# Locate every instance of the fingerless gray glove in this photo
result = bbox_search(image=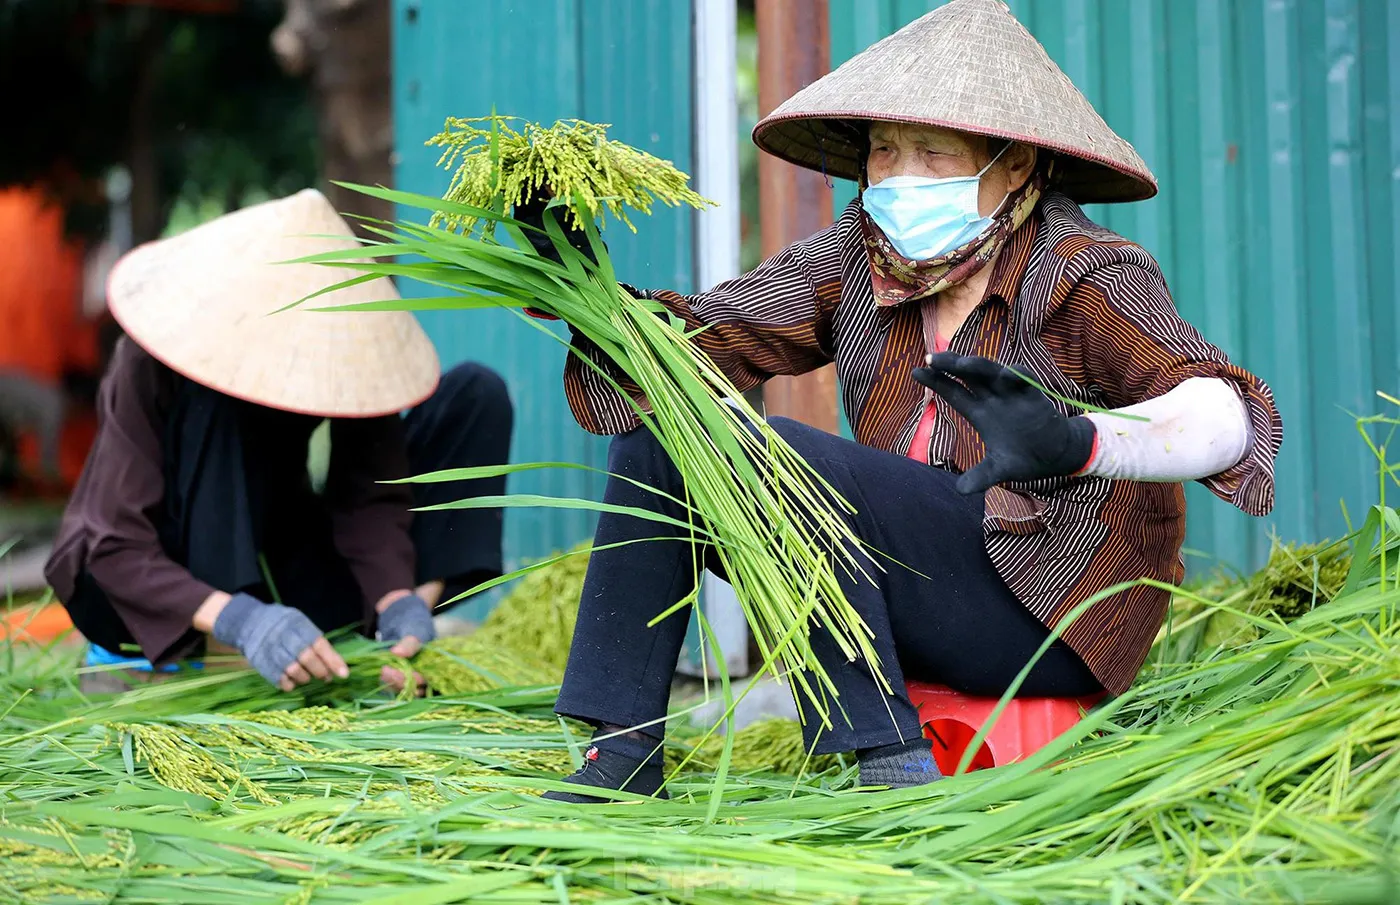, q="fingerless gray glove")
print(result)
[376,594,436,645]
[212,593,323,686]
